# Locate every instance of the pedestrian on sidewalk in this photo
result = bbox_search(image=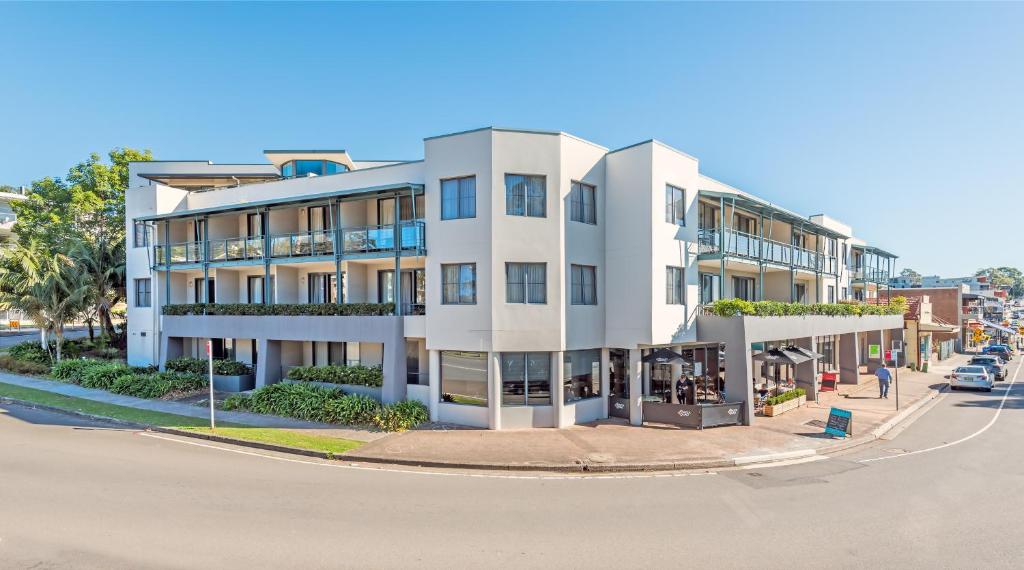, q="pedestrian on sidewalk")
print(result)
[876,365,892,399]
